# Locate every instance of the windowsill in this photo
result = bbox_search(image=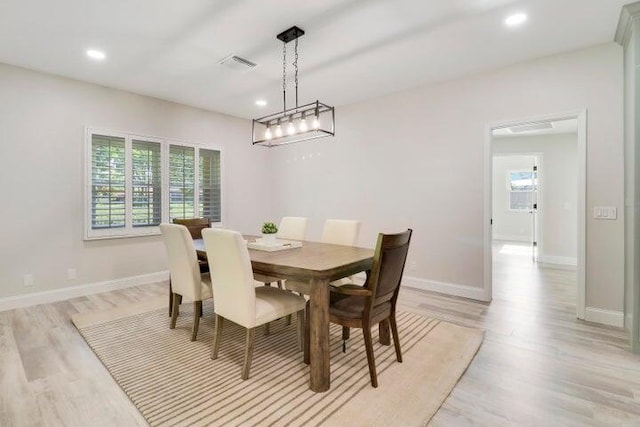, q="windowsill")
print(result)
[84,222,223,241]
